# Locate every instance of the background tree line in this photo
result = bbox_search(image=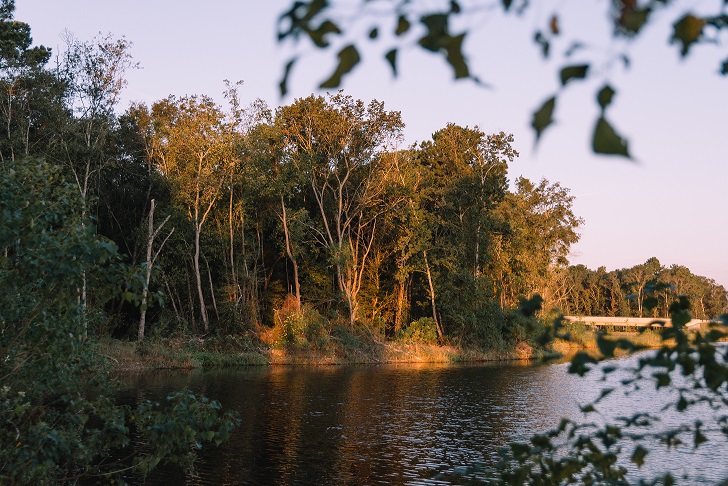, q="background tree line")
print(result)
[555,257,727,319]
